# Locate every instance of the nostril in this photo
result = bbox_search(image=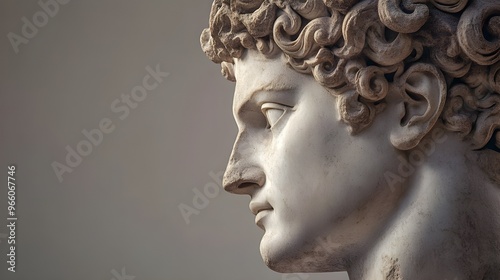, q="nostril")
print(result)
[230,181,259,195]
[223,166,266,194]
[223,179,260,195]
[238,182,256,189]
